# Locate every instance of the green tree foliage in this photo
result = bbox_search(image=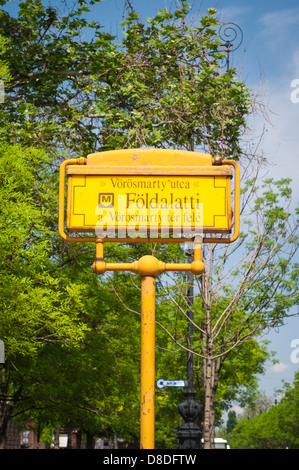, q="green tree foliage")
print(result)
[0,33,10,85]
[0,32,11,138]
[154,174,298,448]
[0,0,118,155]
[96,4,251,157]
[0,144,89,352]
[0,0,251,158]
[0,143,89,446]
[226,410,237,434]
[229,372,299,449]
[0,143,145,447]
